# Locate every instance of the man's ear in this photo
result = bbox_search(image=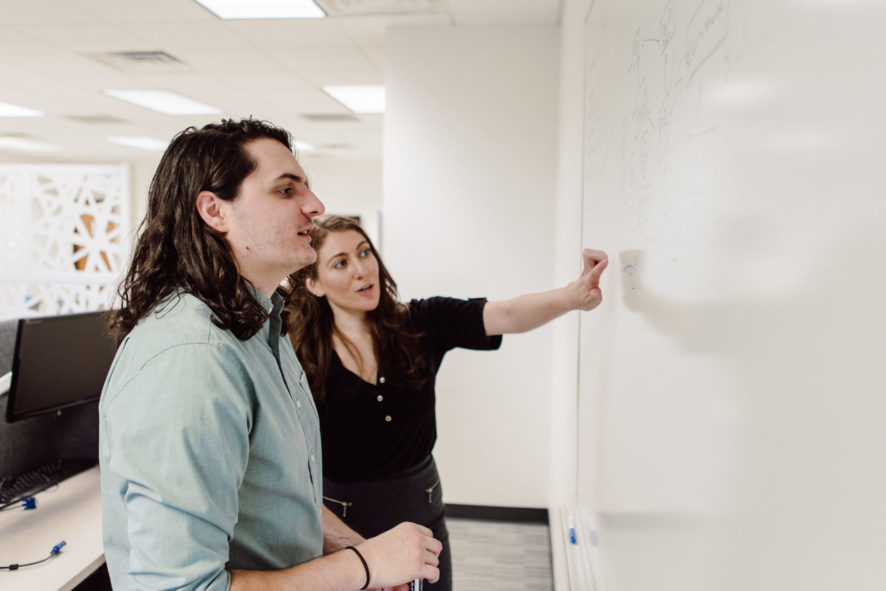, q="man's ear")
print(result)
[195,190,229,233]
[305,277,325,297]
